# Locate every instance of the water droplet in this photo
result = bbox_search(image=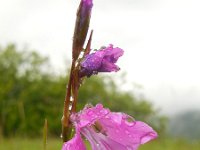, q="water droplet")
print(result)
[87,110,93,115]
[96,143,100,147]
[85,103,93,109]
[66,144,71,149]
[125,130,129,134]
[60,134,63,138]
[100,110,104,113]
[96,111,101,115]
[126,145,132,150]
[68,104,72,110]
[126,122,136,127]
[126,115,135,122]
[70,96,73,102]
[80,51,84,56]
[105,116,110,119]
[96,104,103,109]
